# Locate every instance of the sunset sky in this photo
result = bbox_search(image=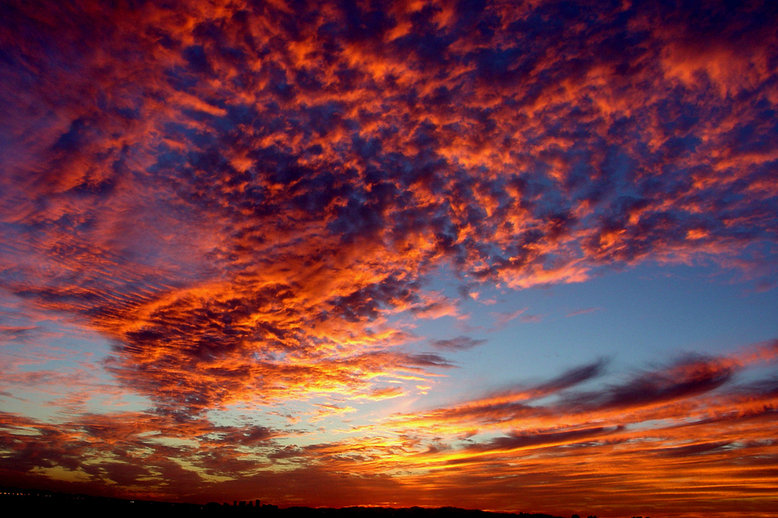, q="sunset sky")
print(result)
[1,1,777,517]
